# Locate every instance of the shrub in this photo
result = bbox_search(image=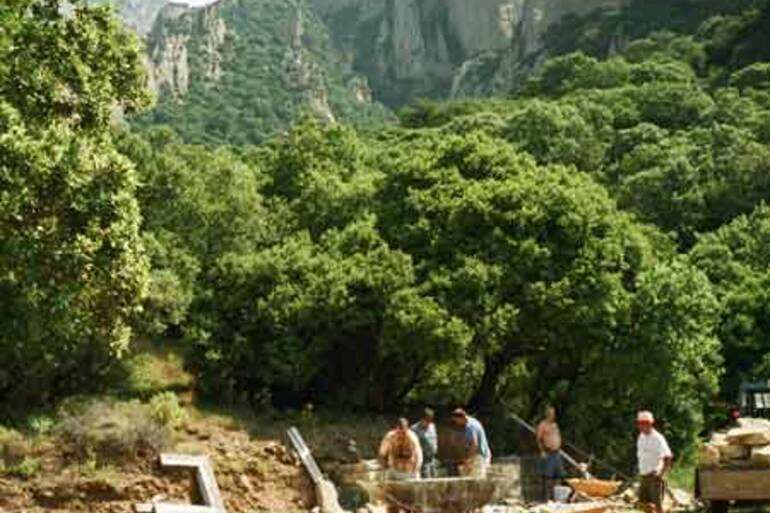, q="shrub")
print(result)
[0,426,30,468]
[120,346,193,398]
[7,457,41,479]
[0,0,150,415]
[148,392,188,429]
[27,414,55,437]
[57,399,173,463]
